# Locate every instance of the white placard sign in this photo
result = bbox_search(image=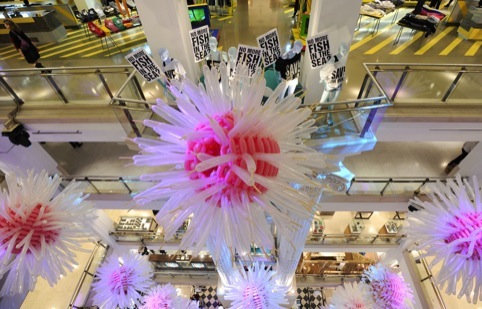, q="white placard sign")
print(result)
[306,33,332,69]
[189,25,211,63]
[125,49,163,83]
[257,28,281,67]
[235,44,263,77]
